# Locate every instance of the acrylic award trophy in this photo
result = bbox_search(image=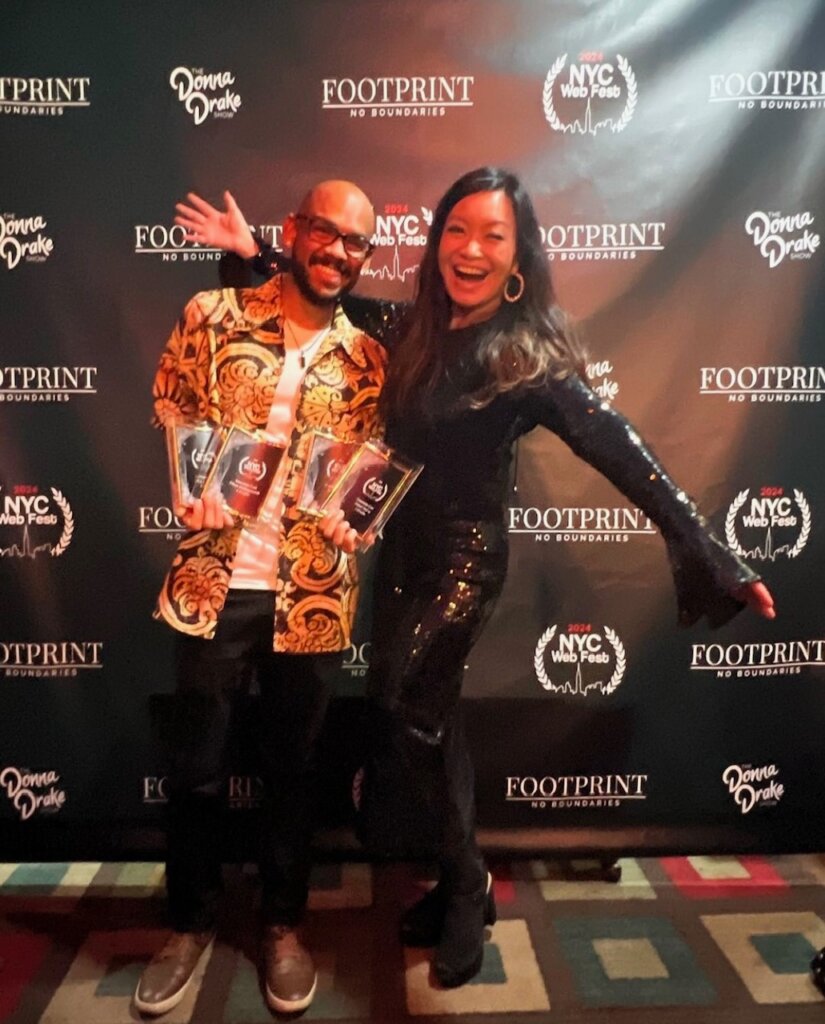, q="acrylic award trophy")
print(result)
[166,420,224,508]
[296,430,360,515]
[202,426,288,520]
[321,440,422,546]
